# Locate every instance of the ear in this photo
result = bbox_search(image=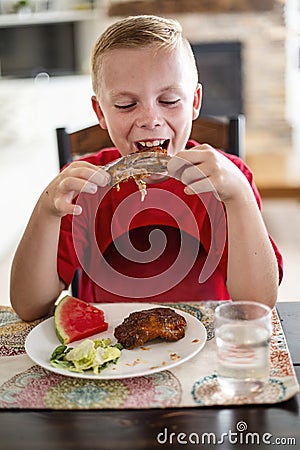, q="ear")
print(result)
[91,96,108,129]
[192,83,202,120]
